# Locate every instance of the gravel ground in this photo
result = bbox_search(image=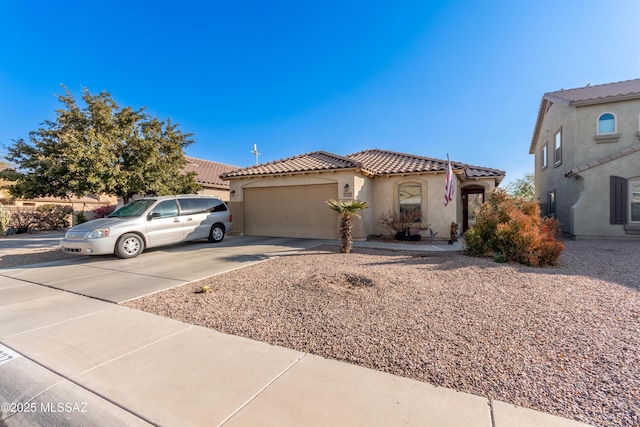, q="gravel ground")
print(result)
[123,239,640,427]
[5,238,637,426]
